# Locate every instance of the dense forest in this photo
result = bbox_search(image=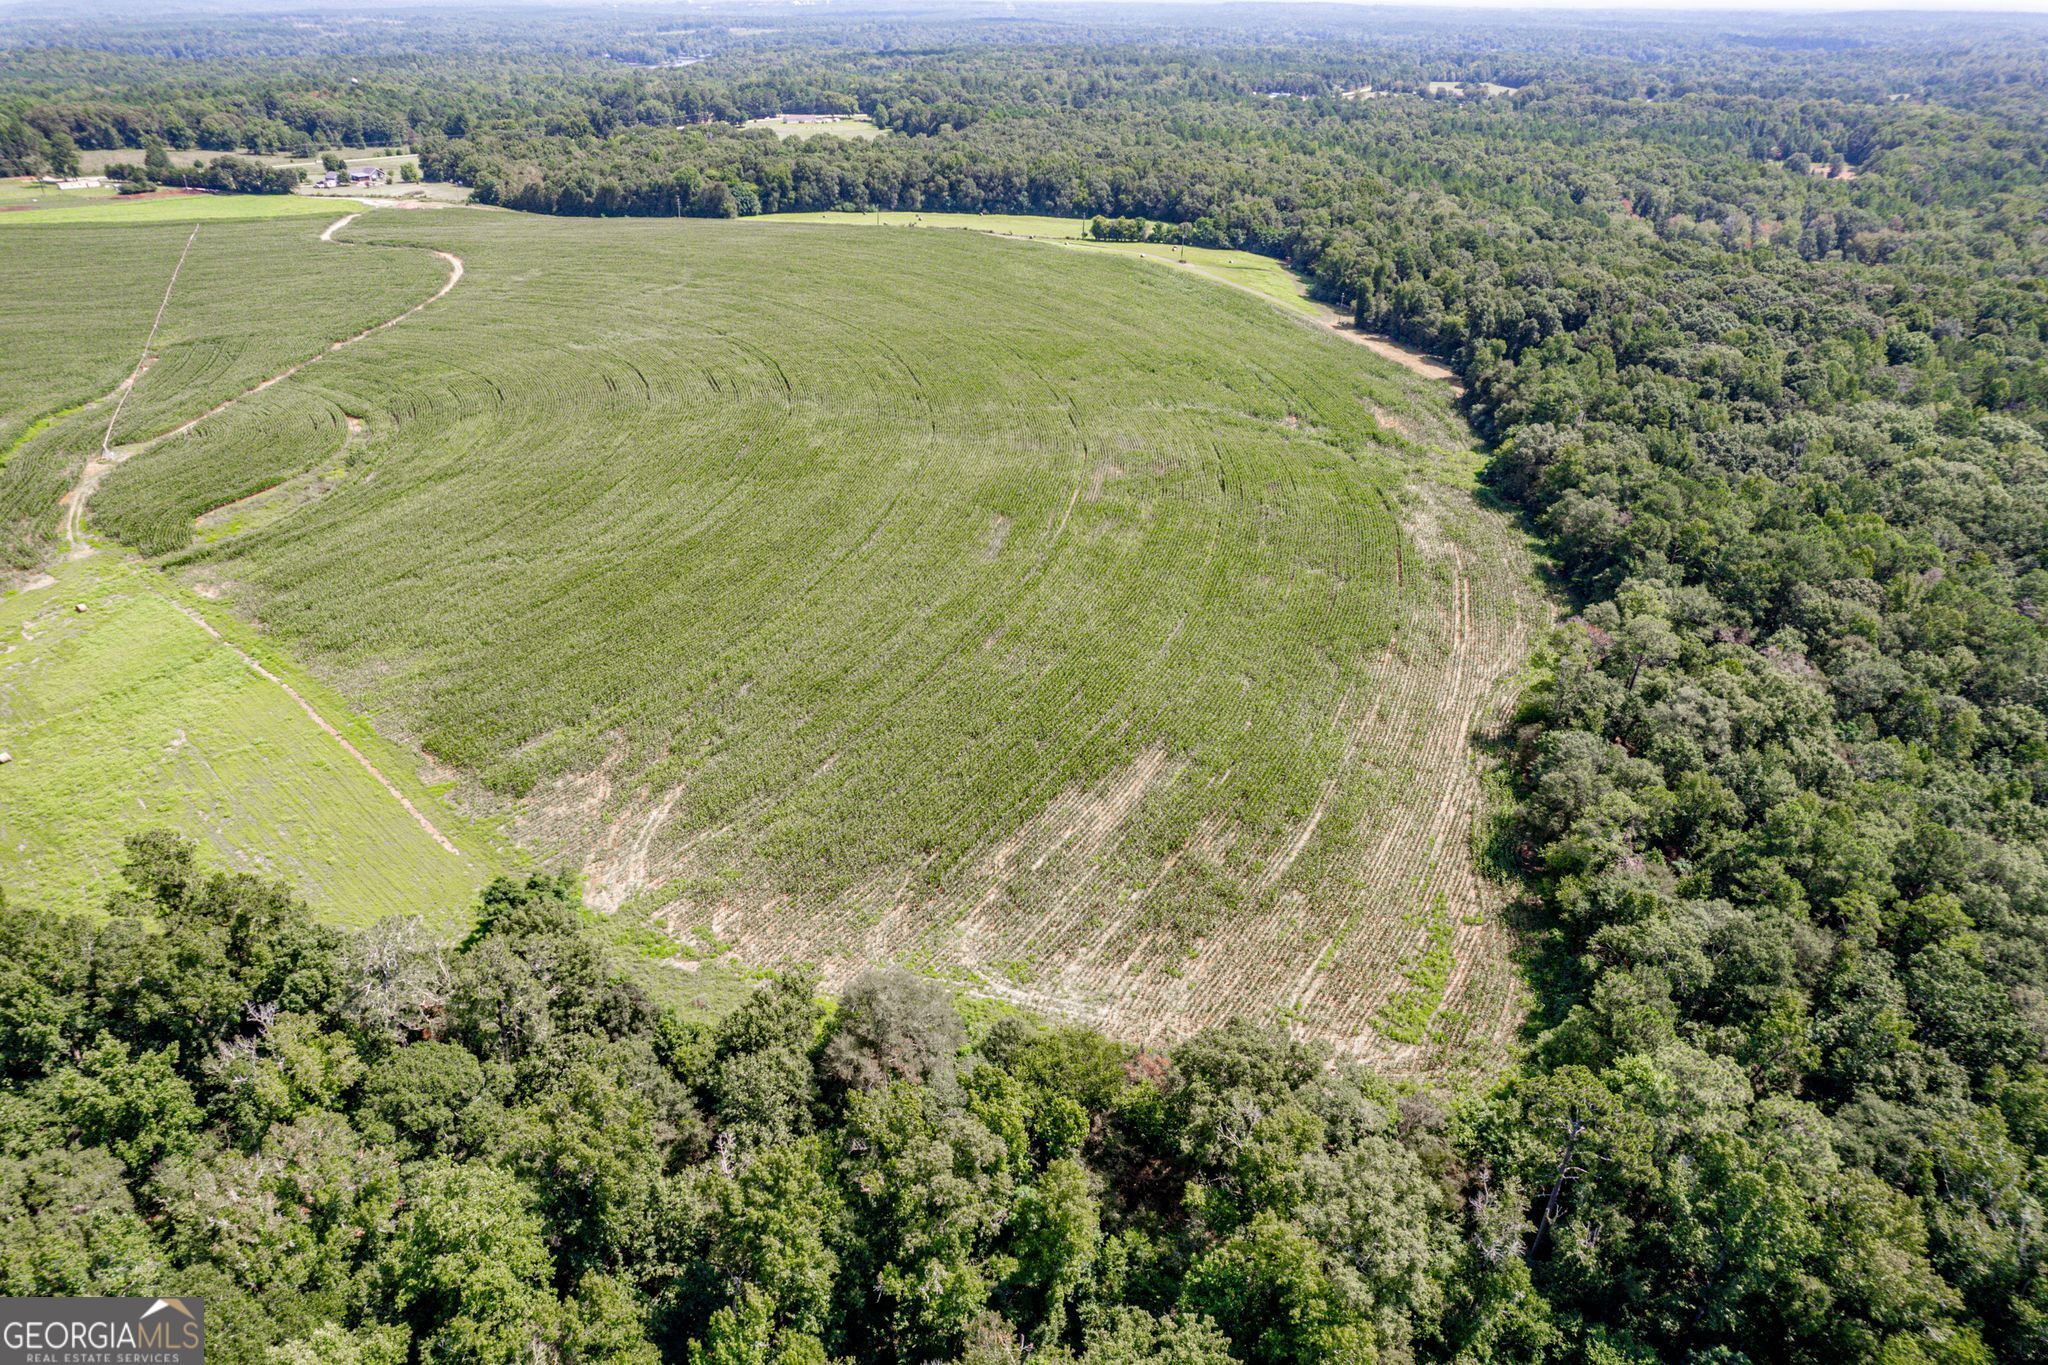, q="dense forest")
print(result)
[7,4,2048,1362]
[5,833,2000,1365]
